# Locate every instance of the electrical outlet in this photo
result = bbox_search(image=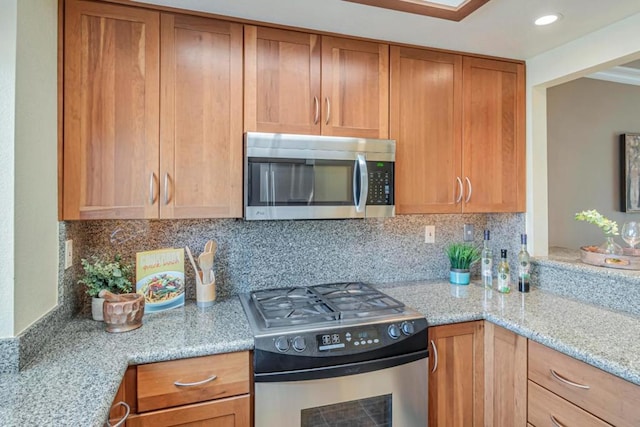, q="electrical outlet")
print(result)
[64,240,73,270]
[424,225,435,244]
[463,224,474,242]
